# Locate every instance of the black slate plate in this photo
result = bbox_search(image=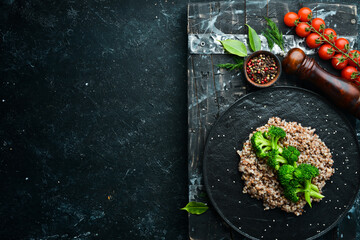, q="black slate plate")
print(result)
[203,86,360,240]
